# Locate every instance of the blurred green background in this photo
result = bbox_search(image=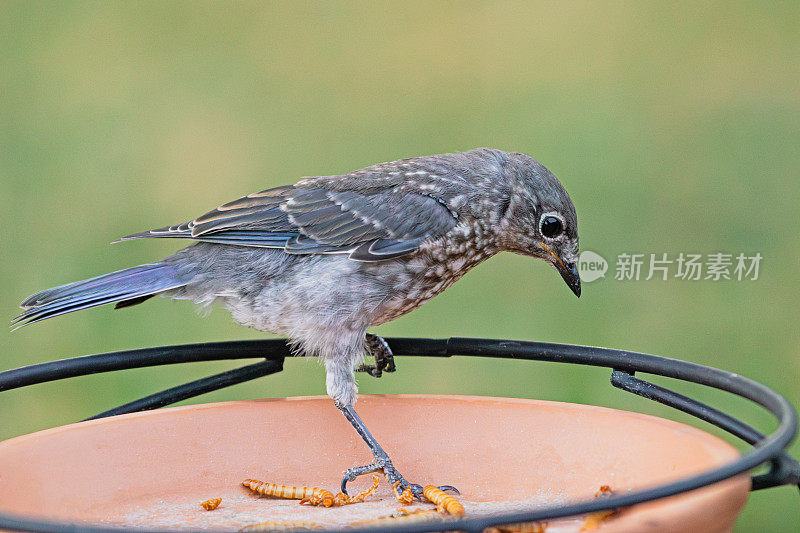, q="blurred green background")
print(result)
[2,1,798,530]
